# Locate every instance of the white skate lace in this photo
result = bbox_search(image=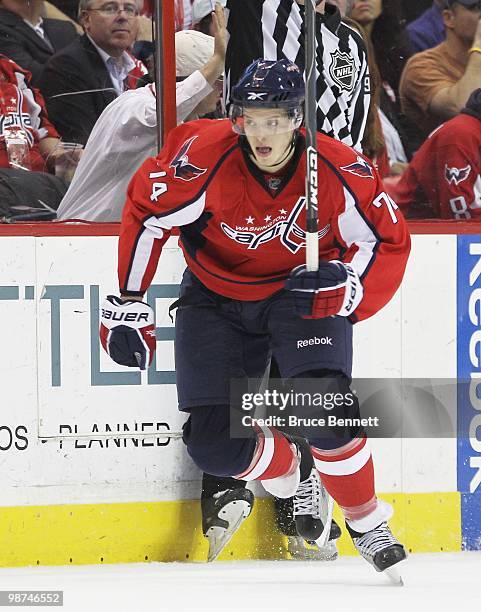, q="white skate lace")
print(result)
[293,469,323,518]
[353,523,399,560]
